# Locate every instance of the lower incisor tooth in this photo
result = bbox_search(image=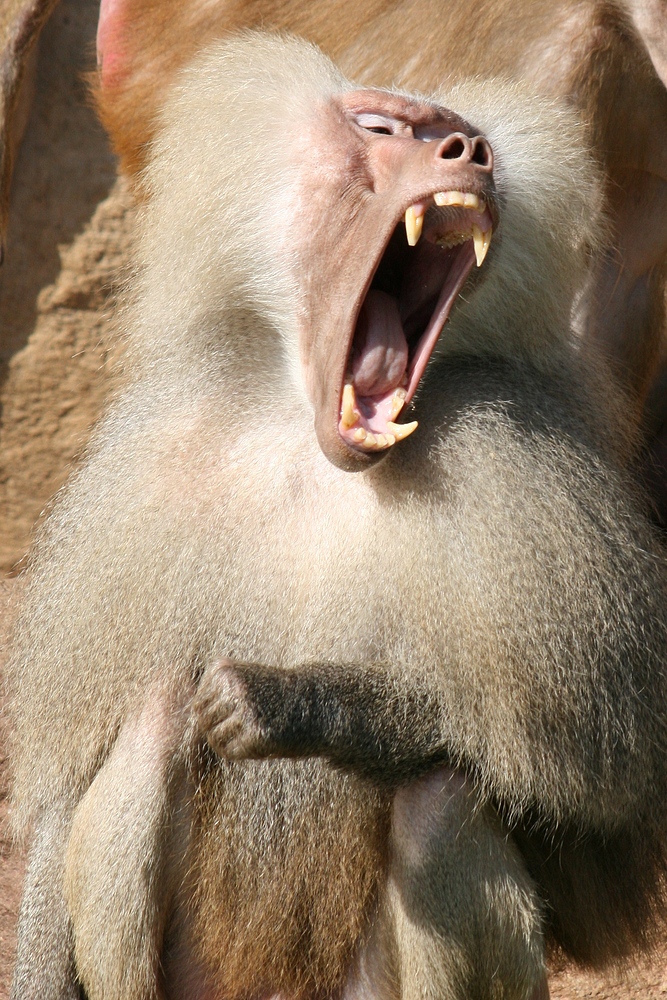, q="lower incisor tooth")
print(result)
[387,420,418,442]
[353,428,367,442]
[363,432,377,448]
[375,434,387,448]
